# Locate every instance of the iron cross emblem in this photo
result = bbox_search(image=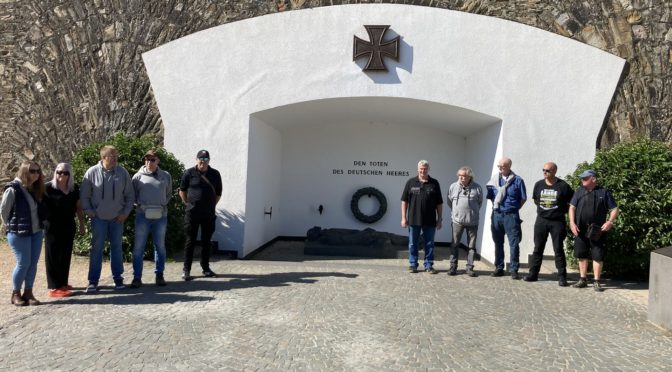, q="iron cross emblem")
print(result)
[353,25,400,72]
